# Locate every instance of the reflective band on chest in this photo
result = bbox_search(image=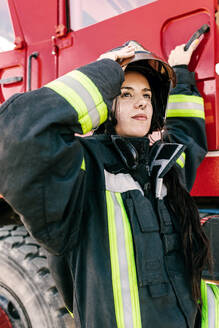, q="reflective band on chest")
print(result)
[106,190,142,328]
[104,170,143,194]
